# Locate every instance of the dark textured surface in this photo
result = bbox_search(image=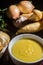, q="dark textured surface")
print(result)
[0,0,43,65]
[0,0,43,10]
